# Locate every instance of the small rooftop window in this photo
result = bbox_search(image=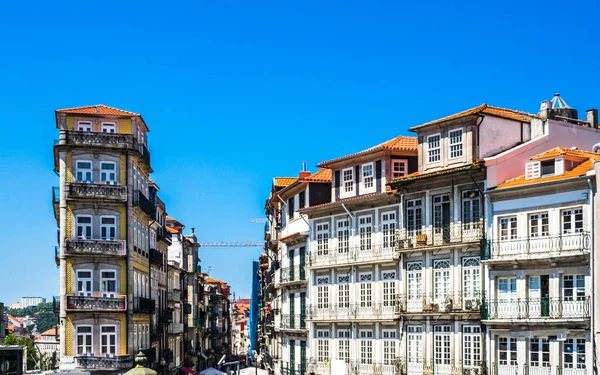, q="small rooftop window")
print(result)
[541,160,555,177]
